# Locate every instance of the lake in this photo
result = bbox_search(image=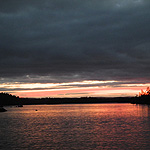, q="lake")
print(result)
[0,104,150,150]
